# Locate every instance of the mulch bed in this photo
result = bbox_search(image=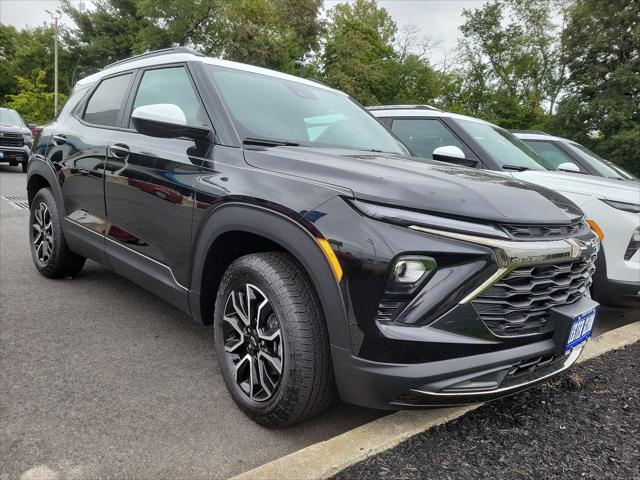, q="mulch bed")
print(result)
[334,342,639,480]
